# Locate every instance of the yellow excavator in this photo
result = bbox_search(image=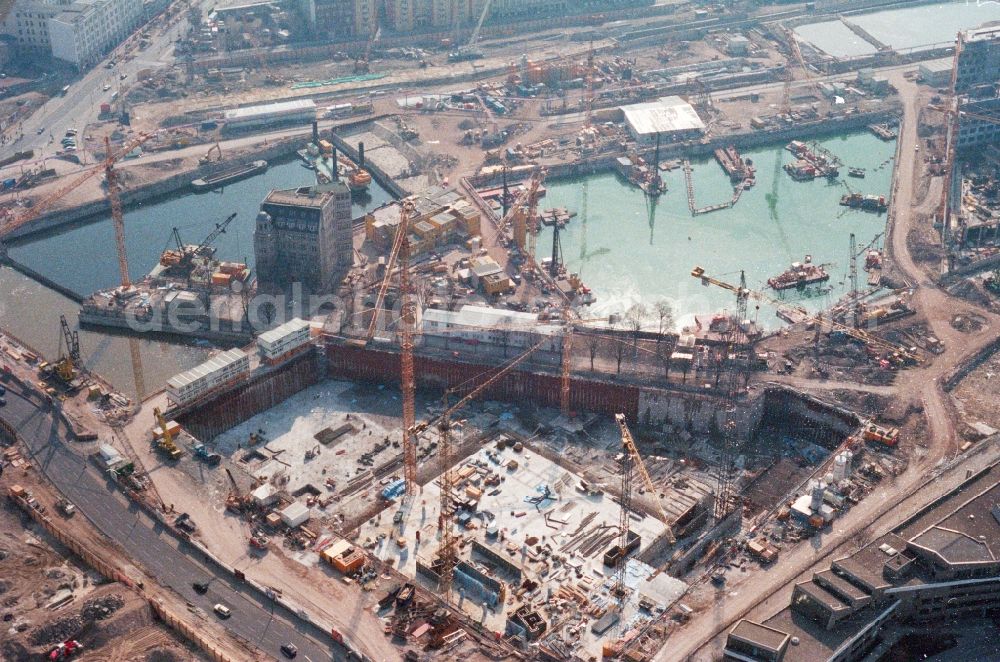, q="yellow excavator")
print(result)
[152,407,183,460]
